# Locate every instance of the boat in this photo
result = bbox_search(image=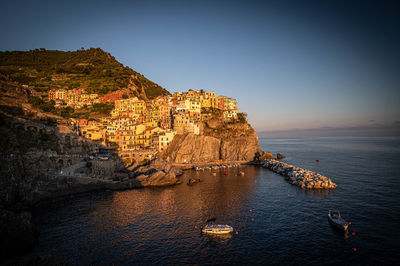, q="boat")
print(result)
[201,224,234,234]
[328,210,348,231]
[98,156,109,161]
